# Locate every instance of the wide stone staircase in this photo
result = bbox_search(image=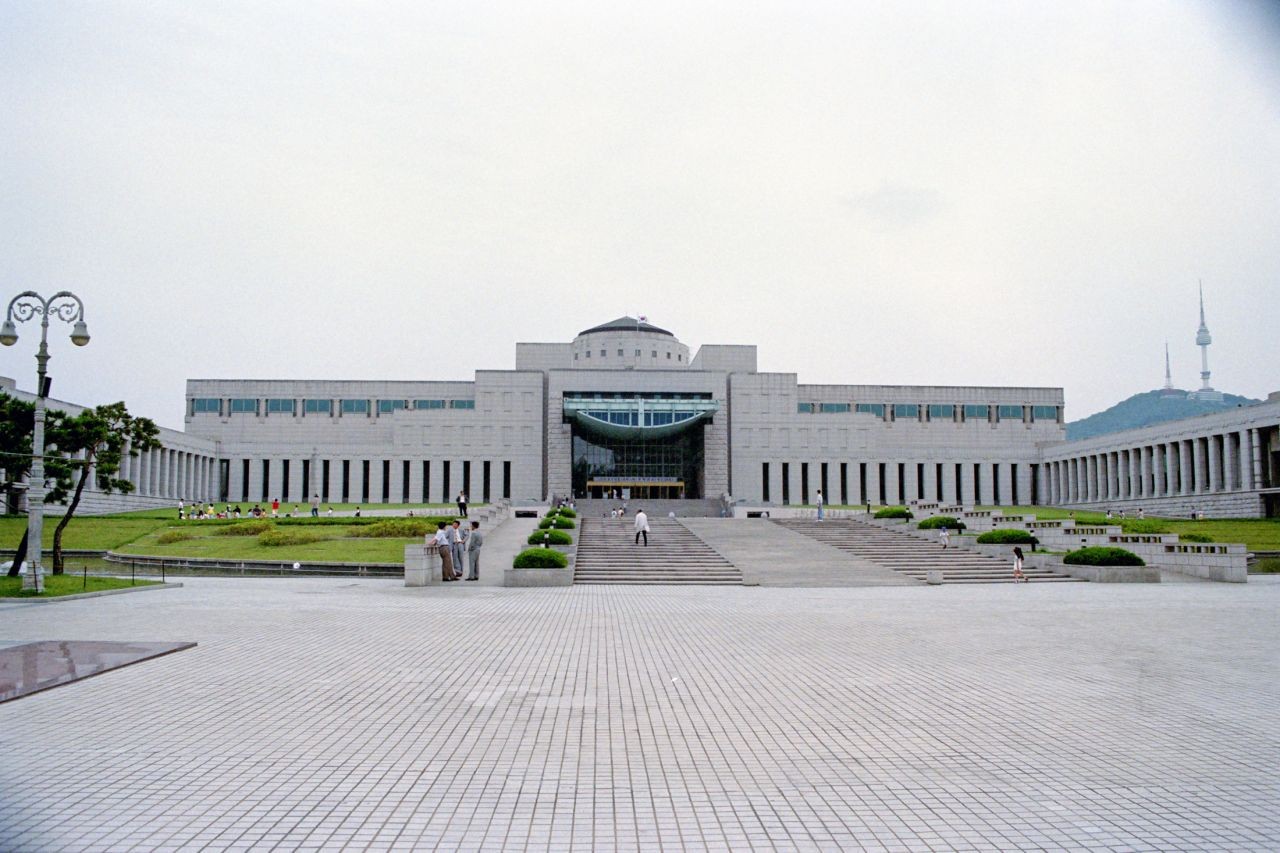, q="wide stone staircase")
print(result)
[773,519,1084,584]
[573,517,743,585]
